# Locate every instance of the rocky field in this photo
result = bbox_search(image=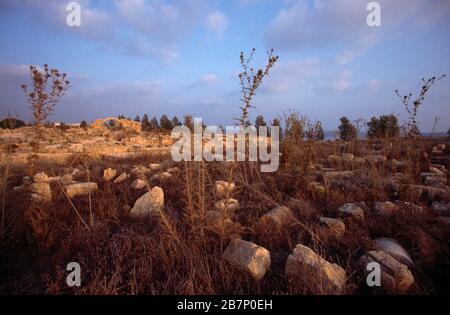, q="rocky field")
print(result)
[0,122,449,295]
